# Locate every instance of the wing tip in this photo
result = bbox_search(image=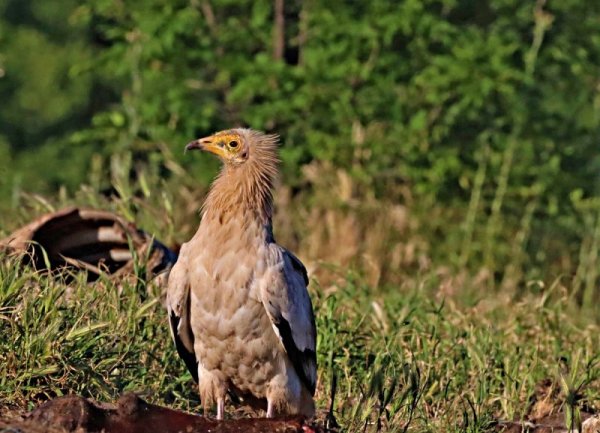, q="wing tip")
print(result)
[274,316,317,395]
[169,311,199,383]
